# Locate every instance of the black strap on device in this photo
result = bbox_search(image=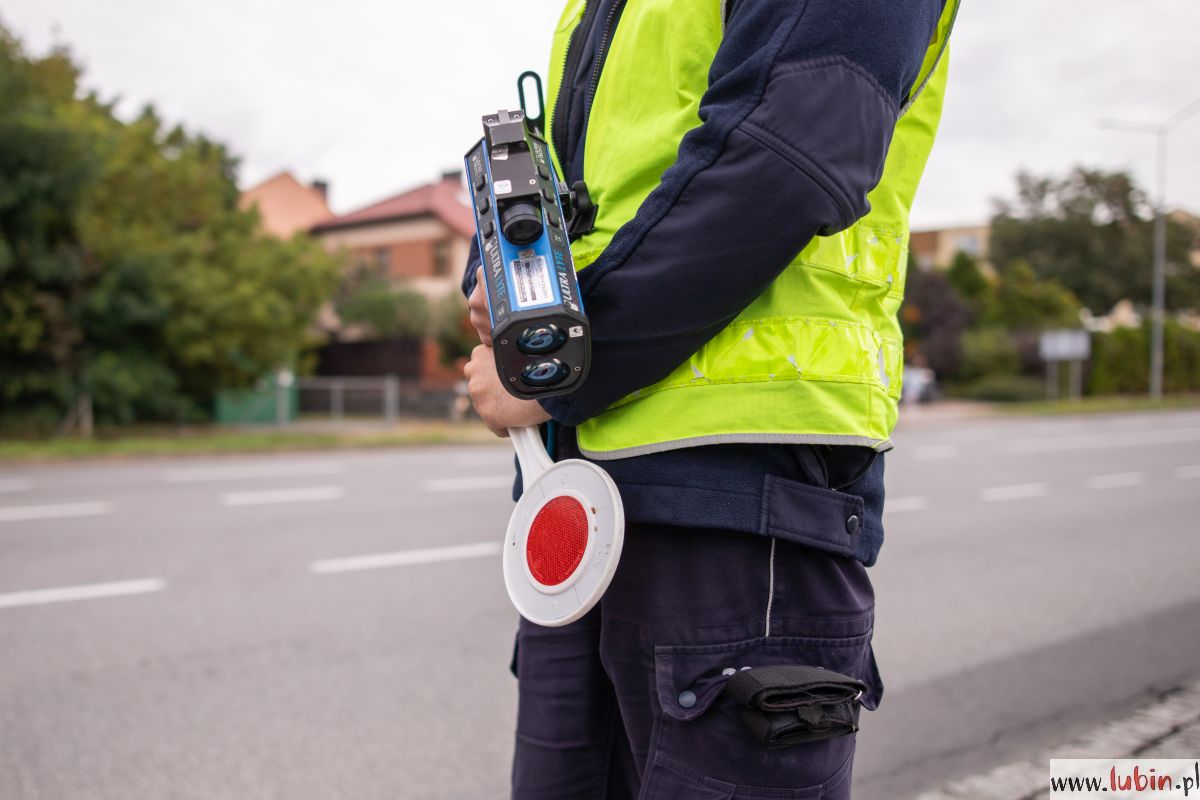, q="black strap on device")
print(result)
[517,71,546,136]
[516,70,596,240]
